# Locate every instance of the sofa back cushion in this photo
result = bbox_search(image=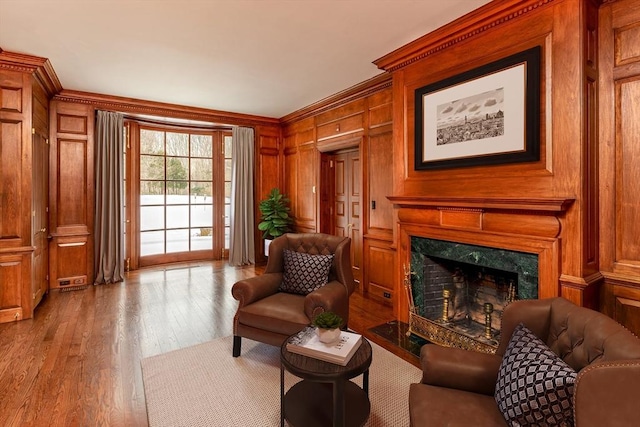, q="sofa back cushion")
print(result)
[546,298,640,372]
